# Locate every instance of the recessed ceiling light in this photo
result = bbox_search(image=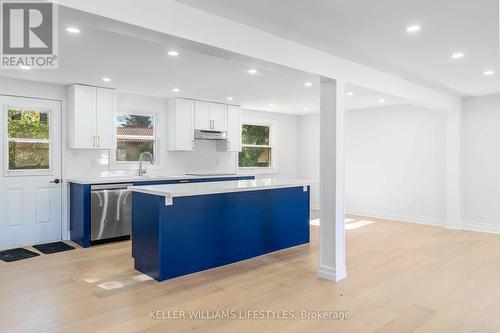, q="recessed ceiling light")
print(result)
[102,77,111,82]
[248,68,258,75]
[451,52,464,59]
[226,96,233,101]
[167,50,179,56]
[304,82,313,87]
[346,91,354,96]
[172,88,180,93]
[19,65,30,70]
[304,108,309,112]
[269,103,275,107]
[66,26,80,34]
[378,98,386,103]
[405,24,421,33]
[483,70,495,76]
